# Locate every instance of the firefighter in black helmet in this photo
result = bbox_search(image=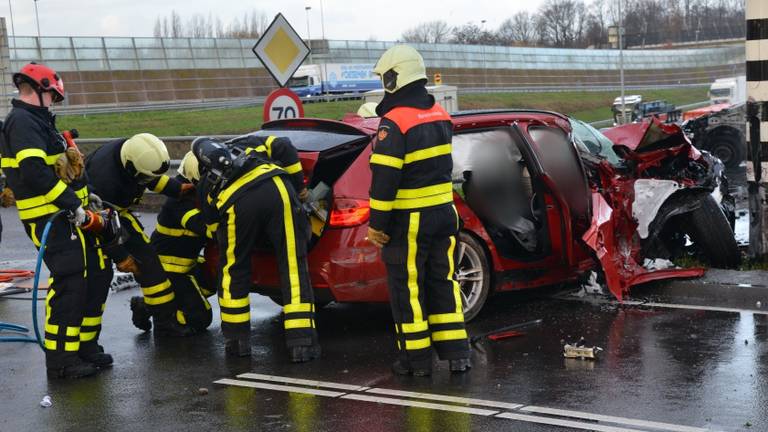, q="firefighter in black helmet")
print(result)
[86,133,194,337]
[148,152,214,331]
[192,133,320,362]
[0,63,114,378]
[368,45,471,376]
